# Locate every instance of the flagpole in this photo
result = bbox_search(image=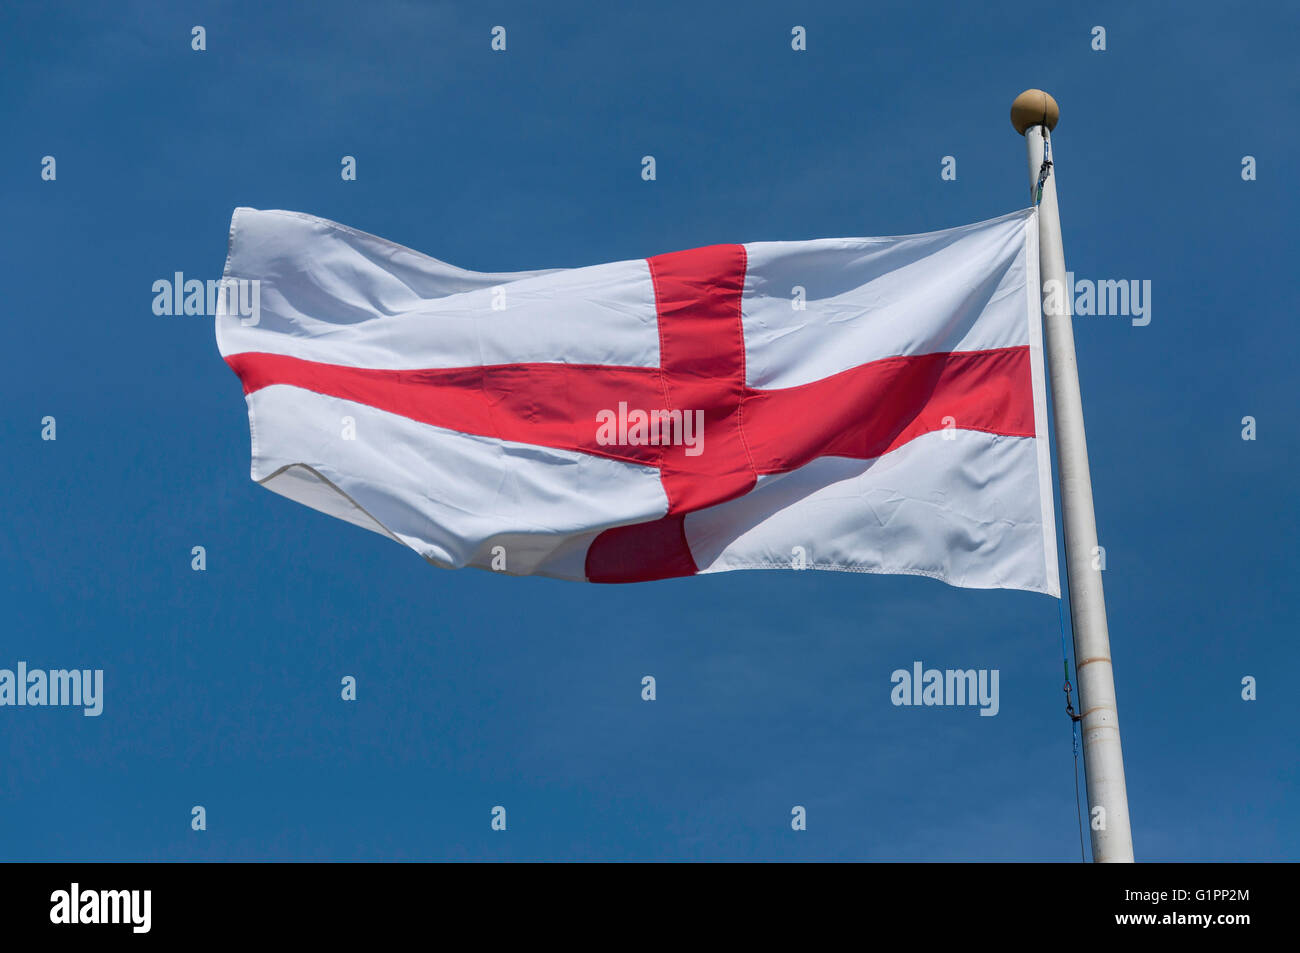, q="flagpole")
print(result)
[1011,89,1134,863]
